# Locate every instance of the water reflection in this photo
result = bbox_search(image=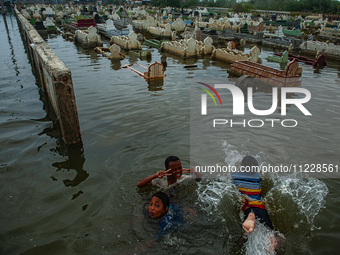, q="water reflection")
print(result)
[75,43,100,62]
[127,50,153,63]
[146,54,152,63]
[161,51,198,66]
[147,79,164,91]
[127,50,138,64]
[162,63,167,72]
[52,143,89,187]
[110,58,122,70]
[211,58,230,70]
[313,66,325,74]
[202,57,211,69]
[233,76,298,114]
[2,14,19,76]
[35,78,89,188]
